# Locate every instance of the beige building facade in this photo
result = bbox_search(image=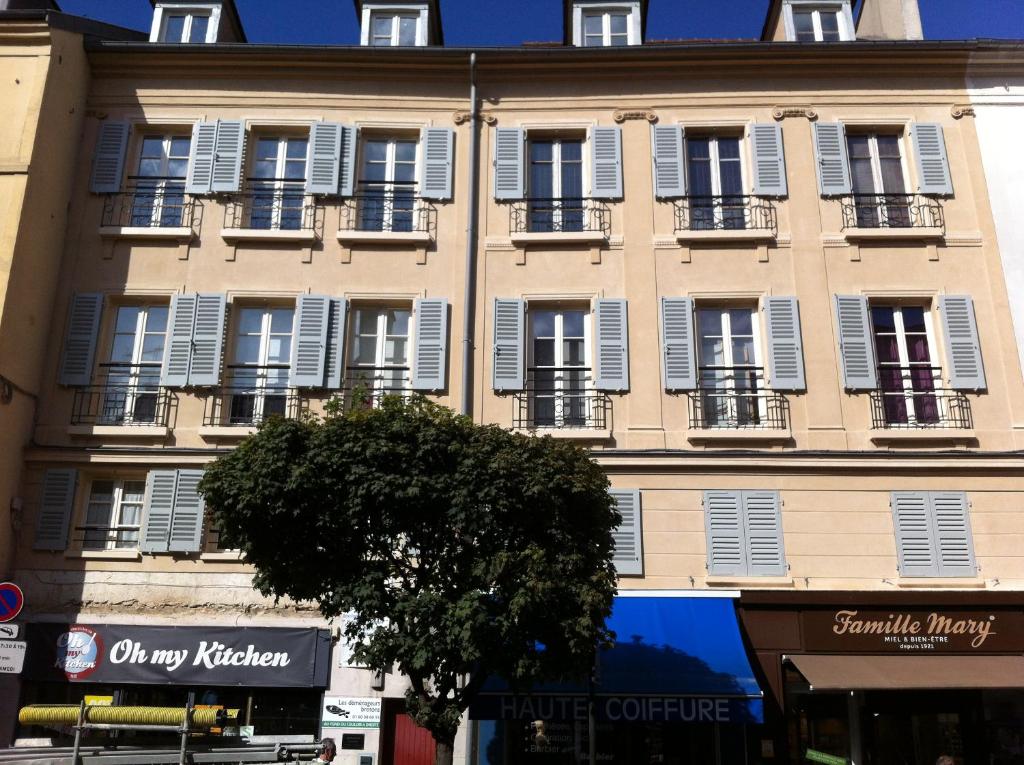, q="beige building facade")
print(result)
[4,0,1024,763]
